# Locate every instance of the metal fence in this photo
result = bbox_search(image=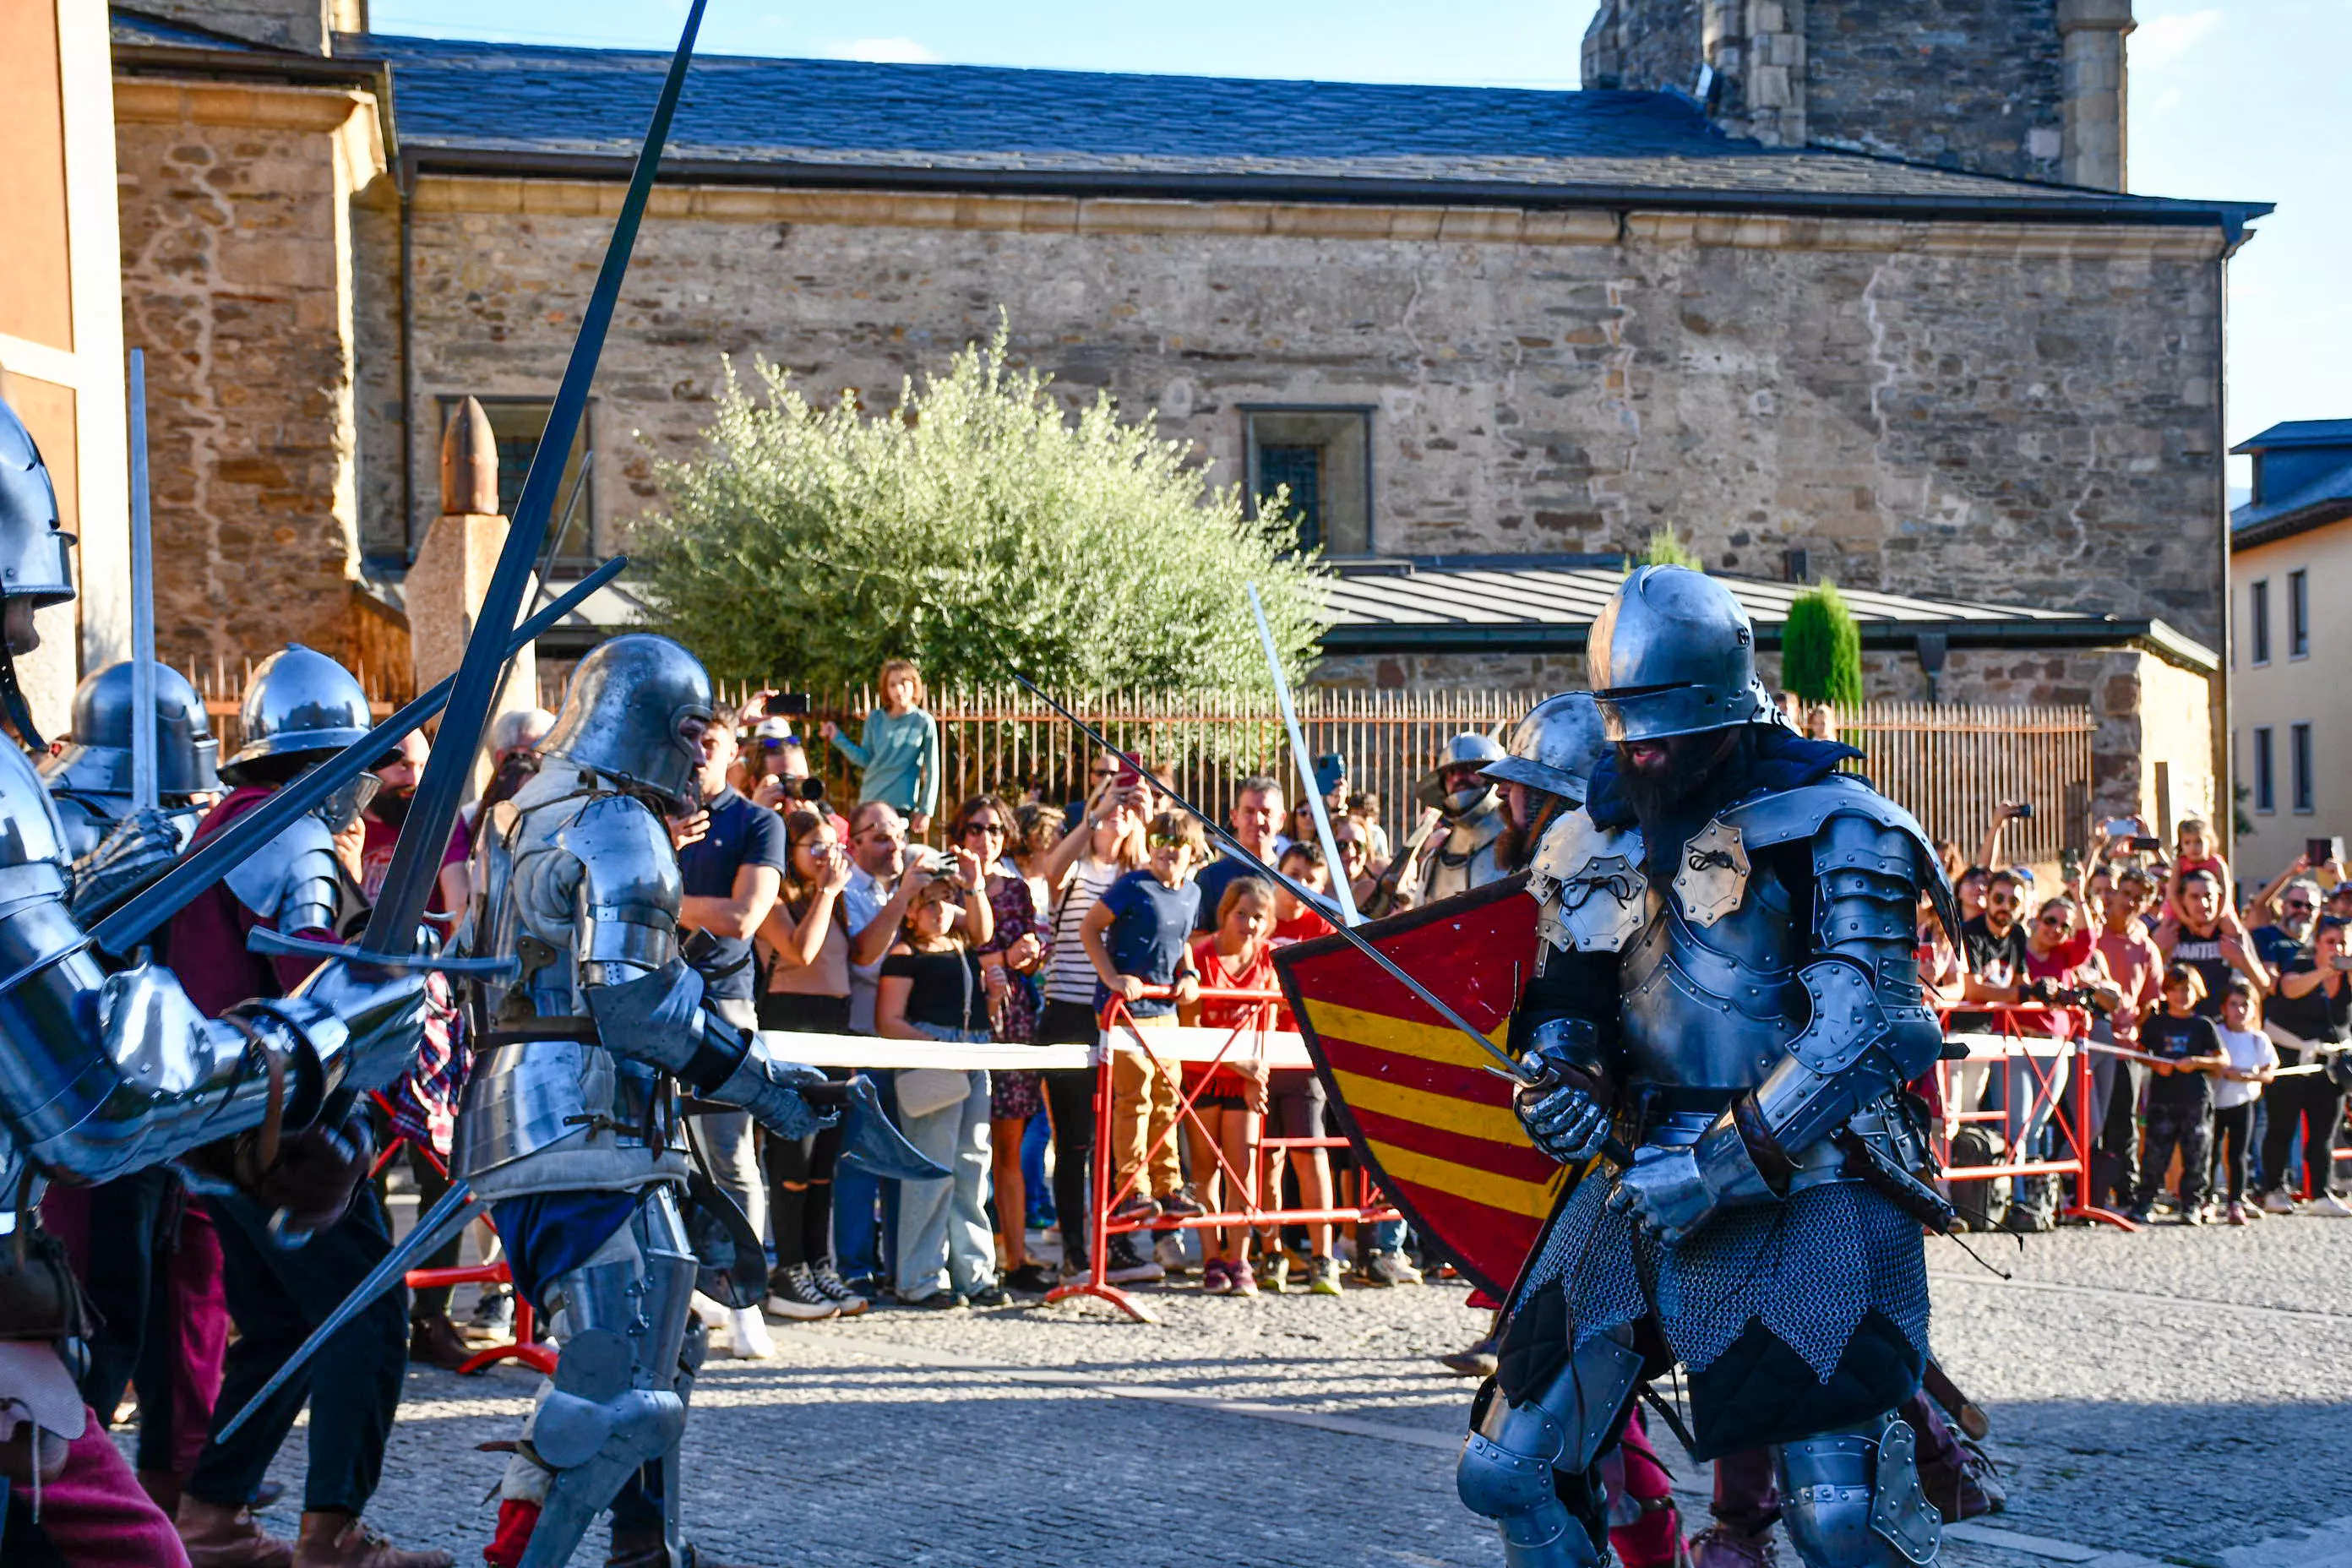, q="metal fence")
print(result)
[181,665,2096,865]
